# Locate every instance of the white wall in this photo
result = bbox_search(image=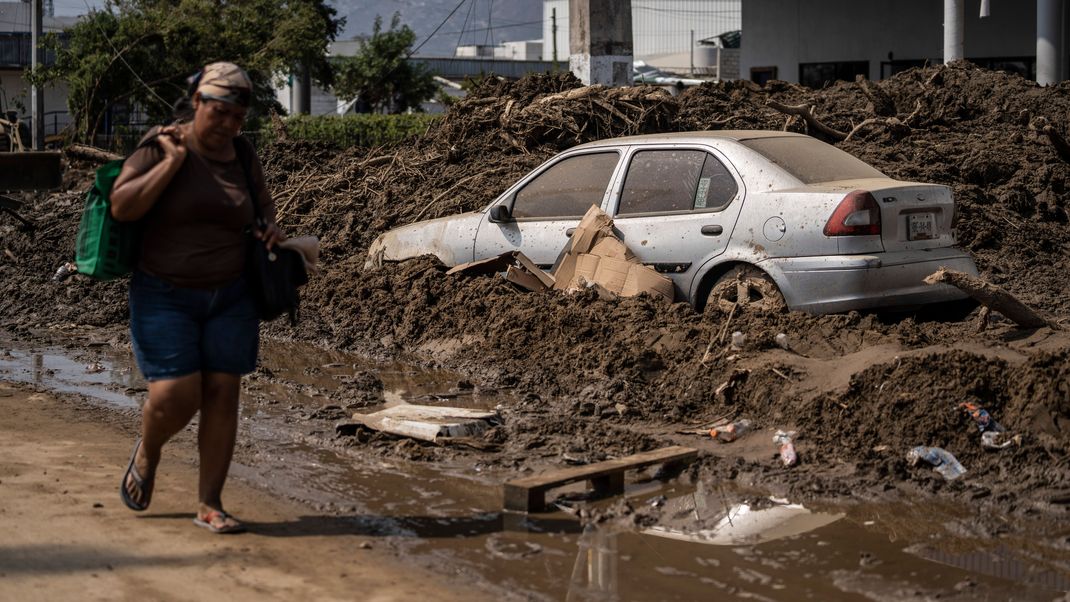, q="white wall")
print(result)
[742,0,1038,83]
[543,0,741,69]
[0,71,70,134]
